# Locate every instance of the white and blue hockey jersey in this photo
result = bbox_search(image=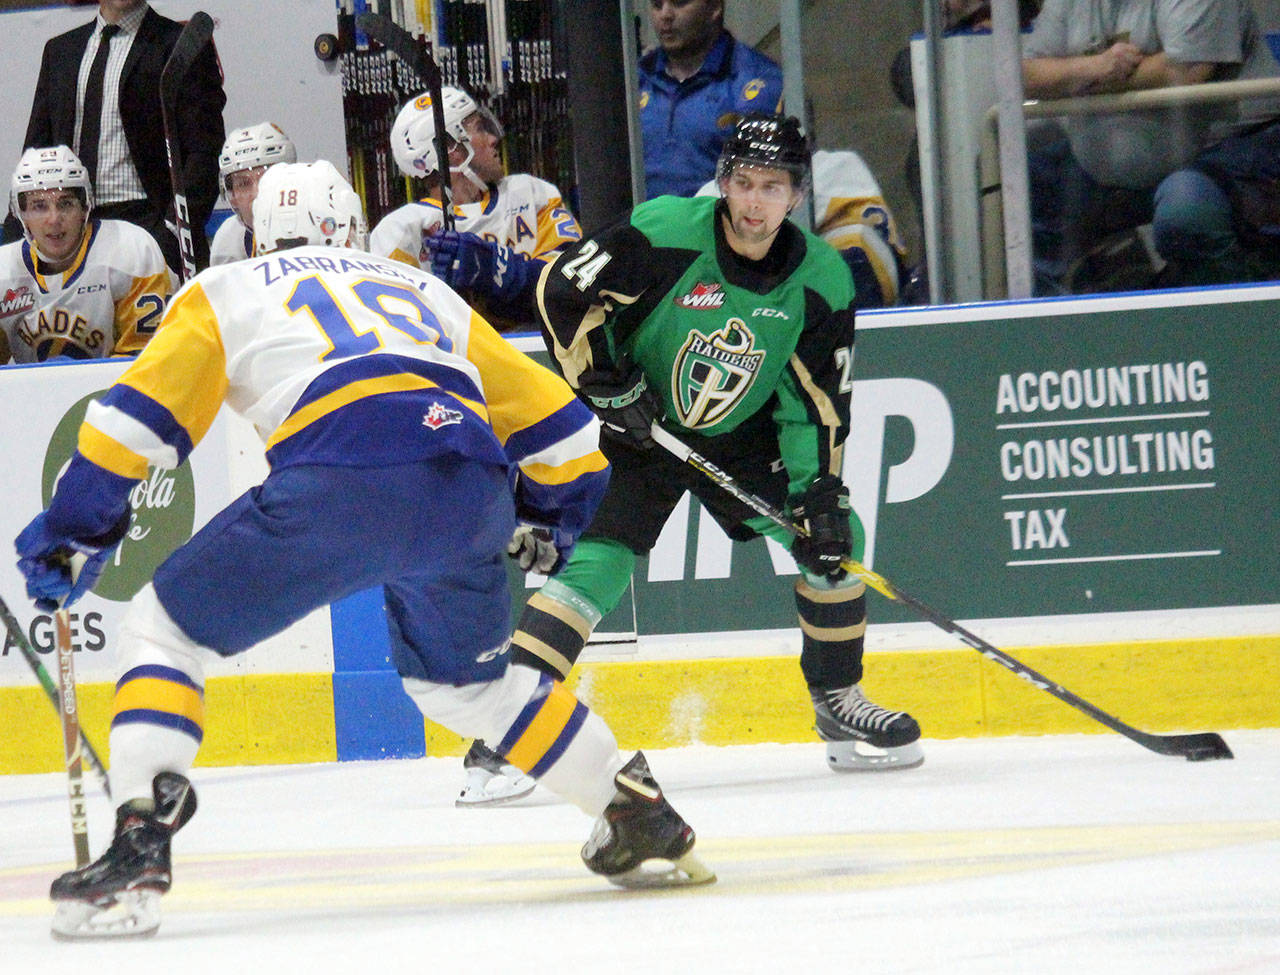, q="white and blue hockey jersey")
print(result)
[0,218,171,363]
[75,245,608,538]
